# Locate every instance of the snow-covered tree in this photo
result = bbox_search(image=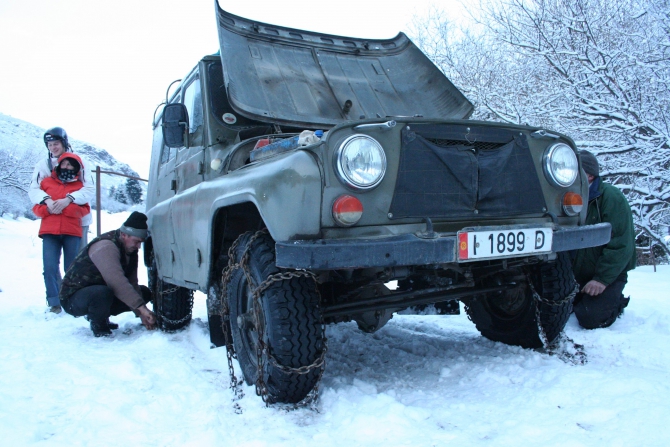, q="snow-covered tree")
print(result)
[411,0,670,256]
[0,149,38,218]
[108,185,127,205]
[124,178,143,205]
